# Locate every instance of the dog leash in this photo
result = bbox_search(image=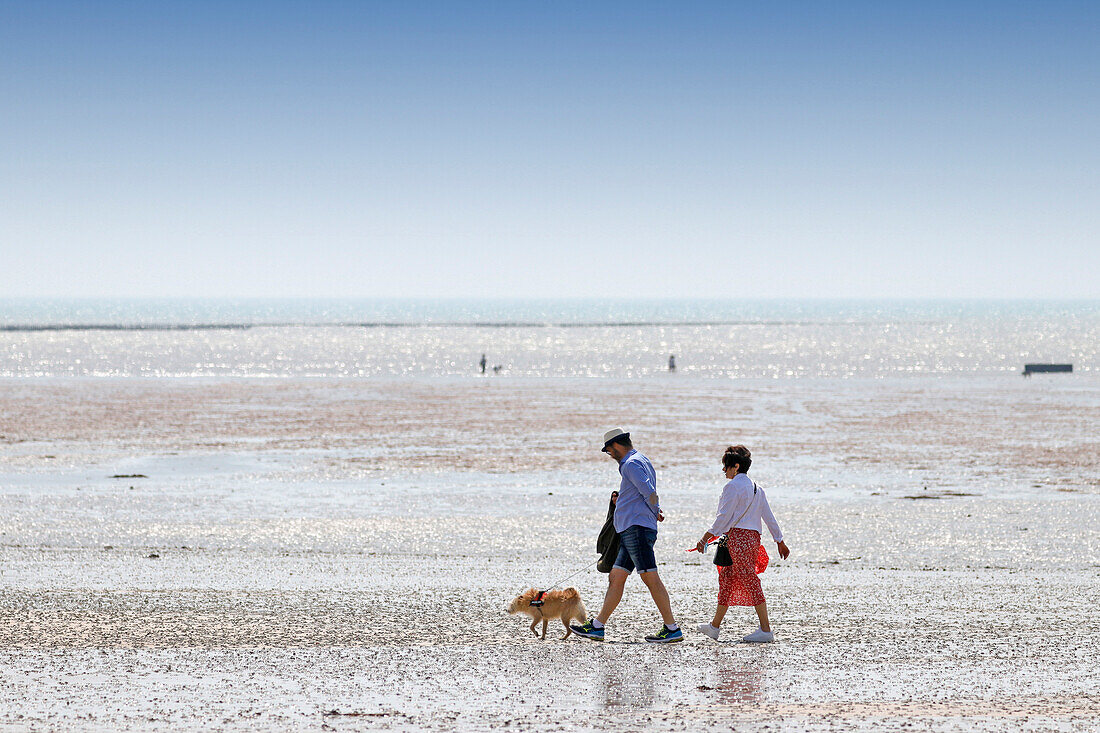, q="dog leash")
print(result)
[531,559,600,606]
[541,558,599,590]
